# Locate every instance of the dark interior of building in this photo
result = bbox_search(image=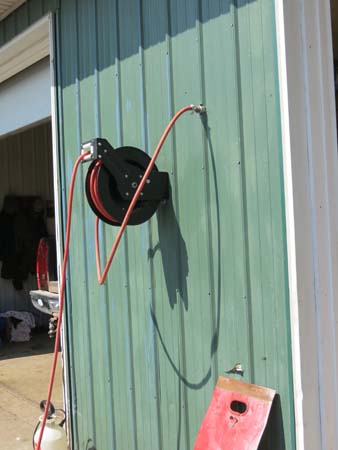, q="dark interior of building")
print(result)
[0,121,56,352]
